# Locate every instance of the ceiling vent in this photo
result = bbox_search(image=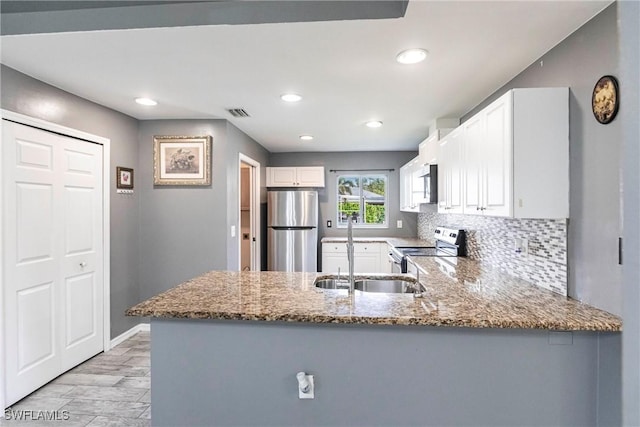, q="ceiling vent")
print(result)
[227,108,250,118]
